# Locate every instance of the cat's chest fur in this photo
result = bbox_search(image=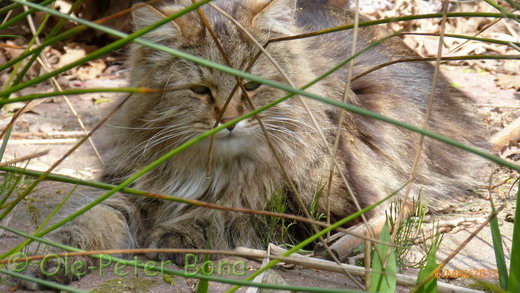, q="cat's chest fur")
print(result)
[139,151,282,208]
